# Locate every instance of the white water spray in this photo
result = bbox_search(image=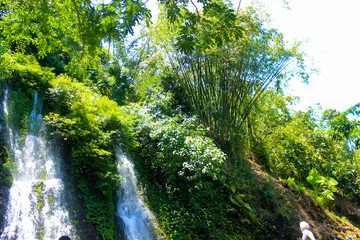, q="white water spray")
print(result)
[2,89,15,150]
[116,147,157,240]
[1,91,76,240]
